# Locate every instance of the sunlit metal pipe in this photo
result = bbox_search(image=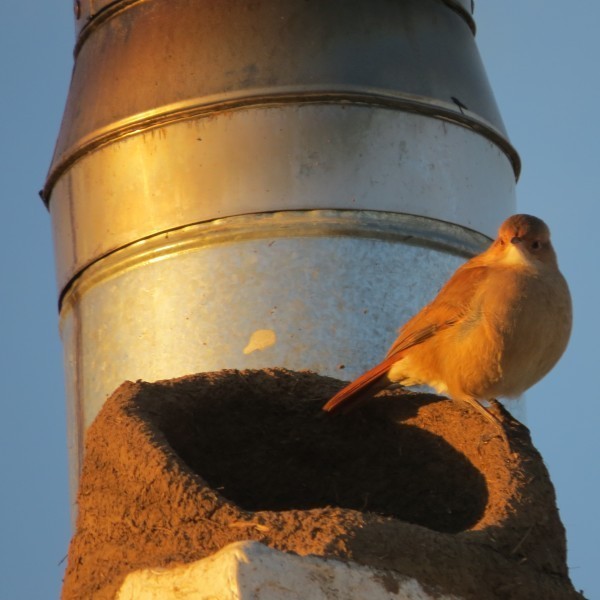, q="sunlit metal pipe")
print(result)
[43,0,518,506]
